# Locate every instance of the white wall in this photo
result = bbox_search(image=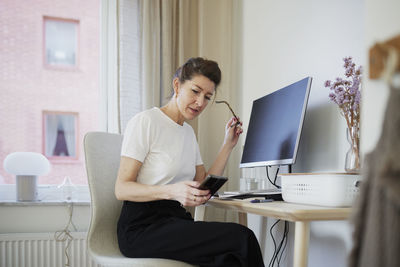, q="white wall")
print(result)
[240,0,364,173]
[0,204,90,233]
[237,0,364,266]
[0,185,91,233]
[362,0,400,153]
